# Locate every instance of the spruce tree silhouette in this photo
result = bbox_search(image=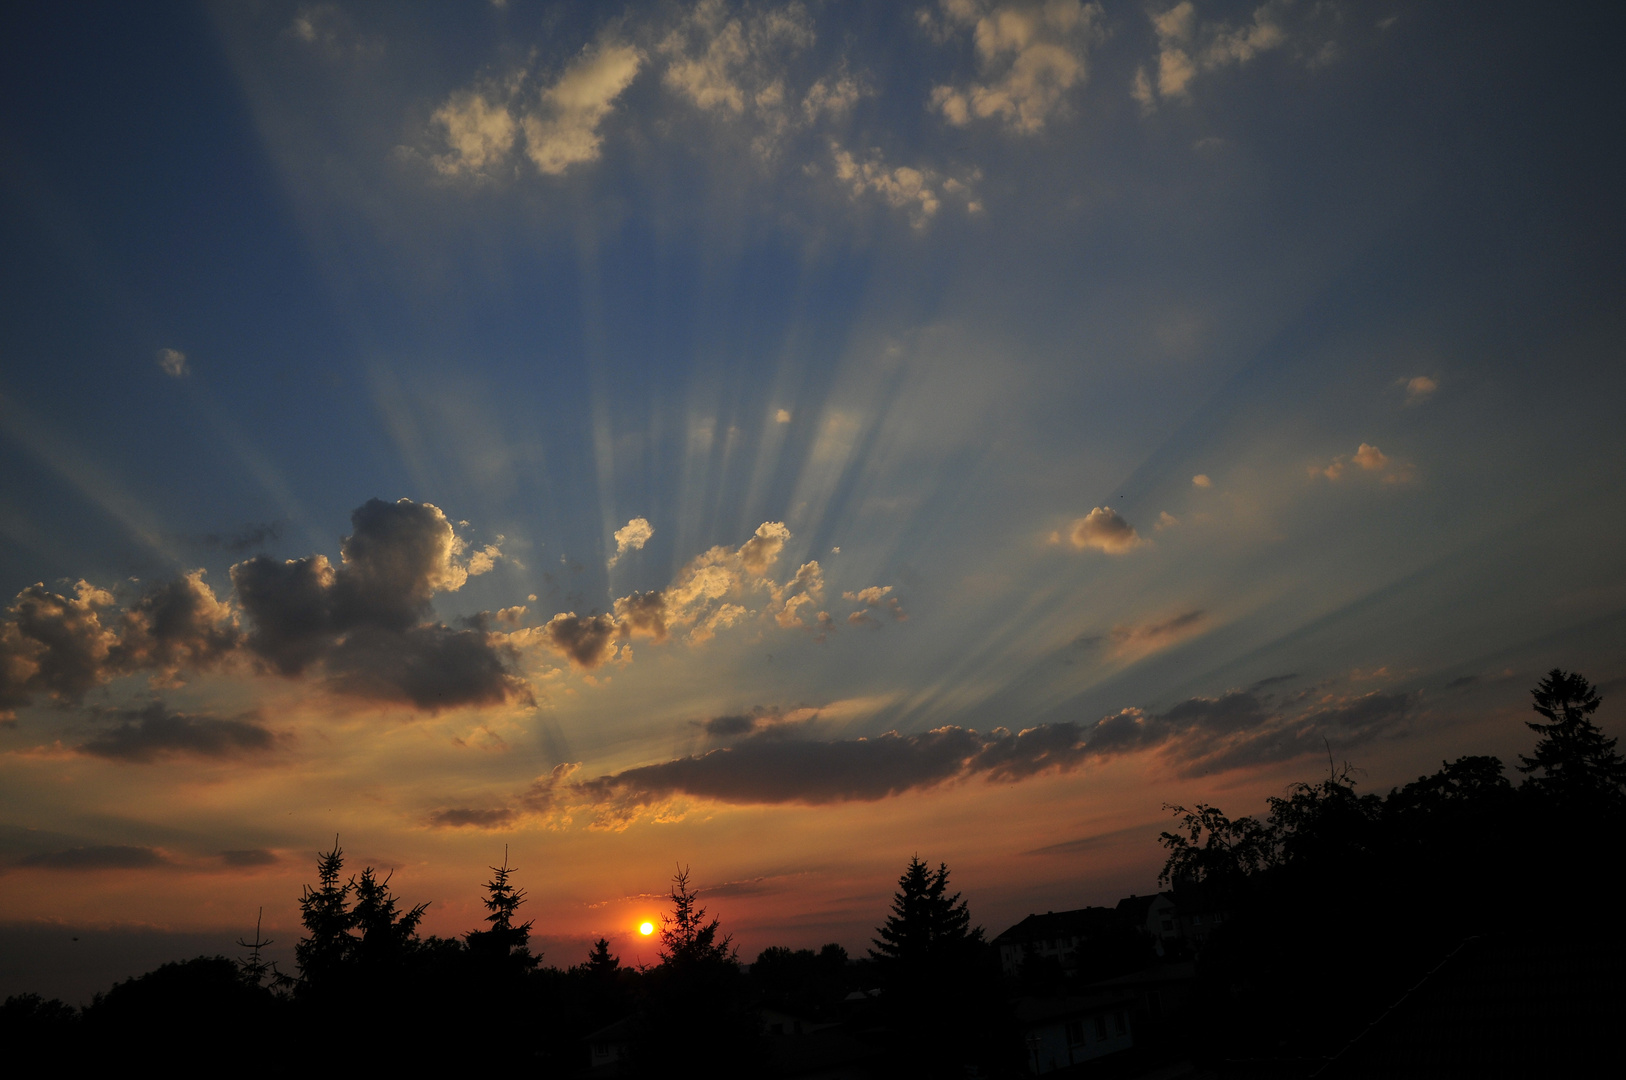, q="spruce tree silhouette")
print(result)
[295,837,355,990]
[658,864,734,967]
[870,857,1006,1072]
[1519,668,1625,808]
[466,846,537,970]
[870,856,981,970]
